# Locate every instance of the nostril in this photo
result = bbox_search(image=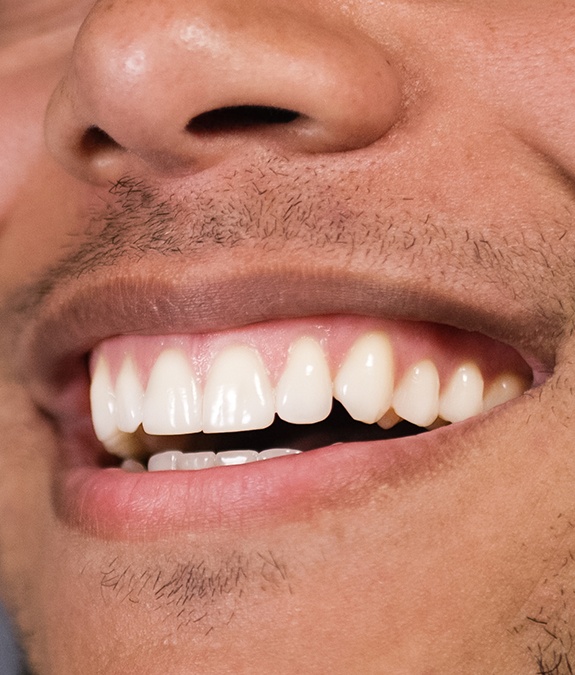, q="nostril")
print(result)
[187,105,301,135]
[81,125,121,154]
